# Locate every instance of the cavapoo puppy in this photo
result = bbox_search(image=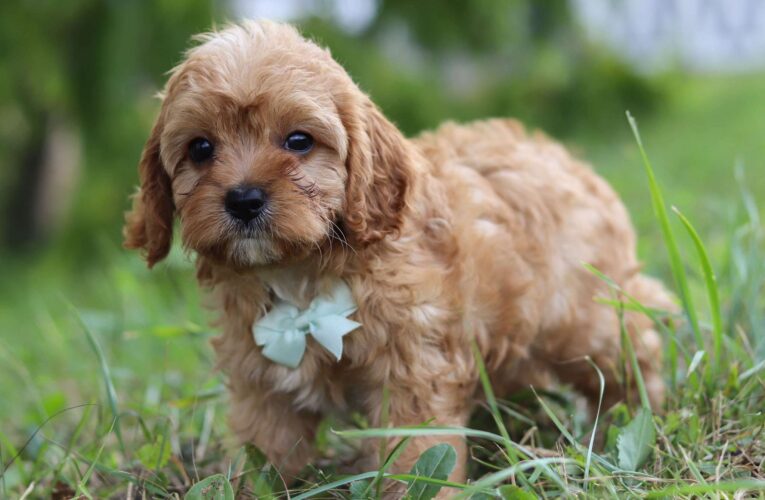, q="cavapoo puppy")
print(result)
[124,20,673,491]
